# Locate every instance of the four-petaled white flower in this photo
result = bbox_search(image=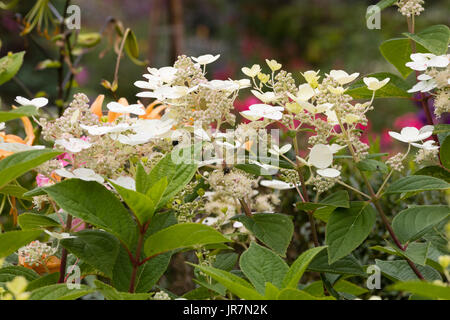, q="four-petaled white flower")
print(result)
[307,143,344,178]
[363,77,390,91]
[106,102,146,116]
[328,70,359,85]
[407,74,437,93]
[260,179,300,190]
[241,104,284,121]
[191,54,220,65]
[0,122,4,131]
[44,230,76,240]
[405,53,449,71]
[287,83,316,104]
[388,126,434,143]
[15,96,48,109]
[269,144,292,155]
[55,168,104,183]
[241,64,261,77]
[55,138,92,153]
[145,66,178,84]
[411,140,439,151]
[137,85,190,101]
